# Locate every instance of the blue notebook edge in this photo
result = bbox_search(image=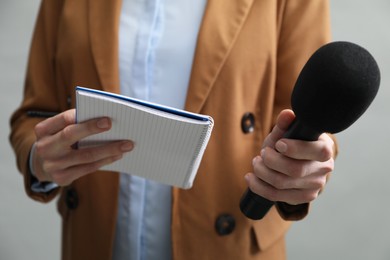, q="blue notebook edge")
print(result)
[75,86,211,122]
